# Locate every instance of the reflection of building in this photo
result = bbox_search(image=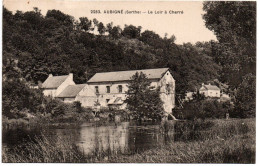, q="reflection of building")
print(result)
[199,83,220,98]
[78,122,129,155]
